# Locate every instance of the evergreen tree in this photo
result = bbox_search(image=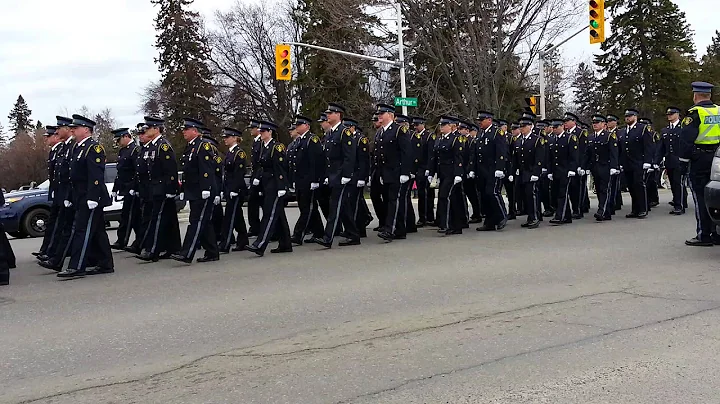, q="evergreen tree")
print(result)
[700,30,720,91]
[35,121,43,131]
[152,0,215,142]
[0,121,6,149]
[542,48,566,119]
[7,95,33,137]
[571,62,604,122]
[595,0,696,123]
